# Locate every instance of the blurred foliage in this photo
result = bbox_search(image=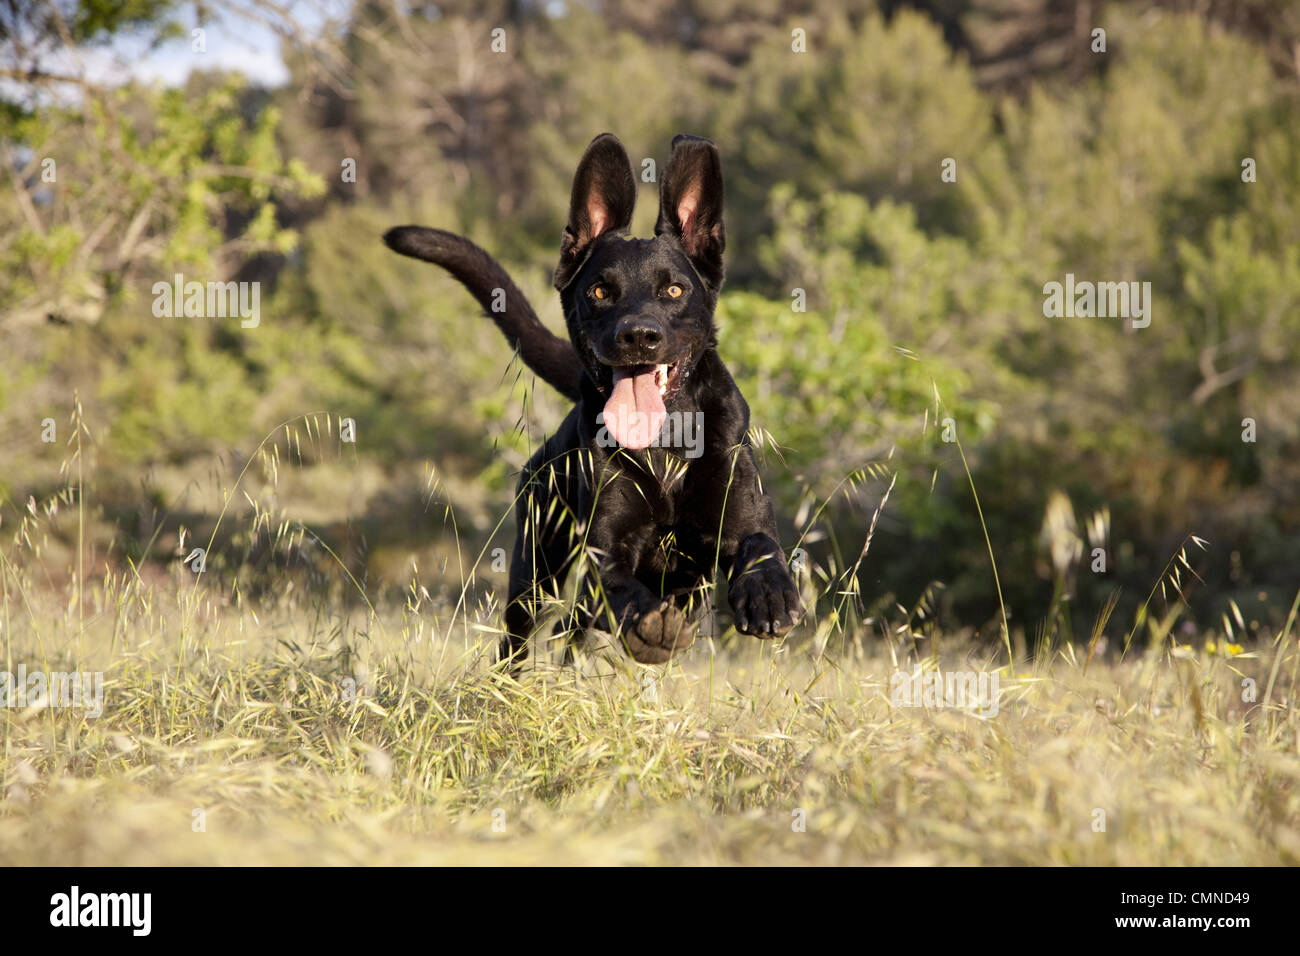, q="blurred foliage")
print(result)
[2,0,1300,639]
